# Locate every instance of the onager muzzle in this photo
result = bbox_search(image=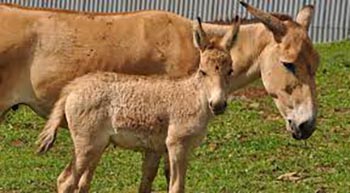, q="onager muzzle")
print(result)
[289,118,316,140]
[287,108,317,140]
